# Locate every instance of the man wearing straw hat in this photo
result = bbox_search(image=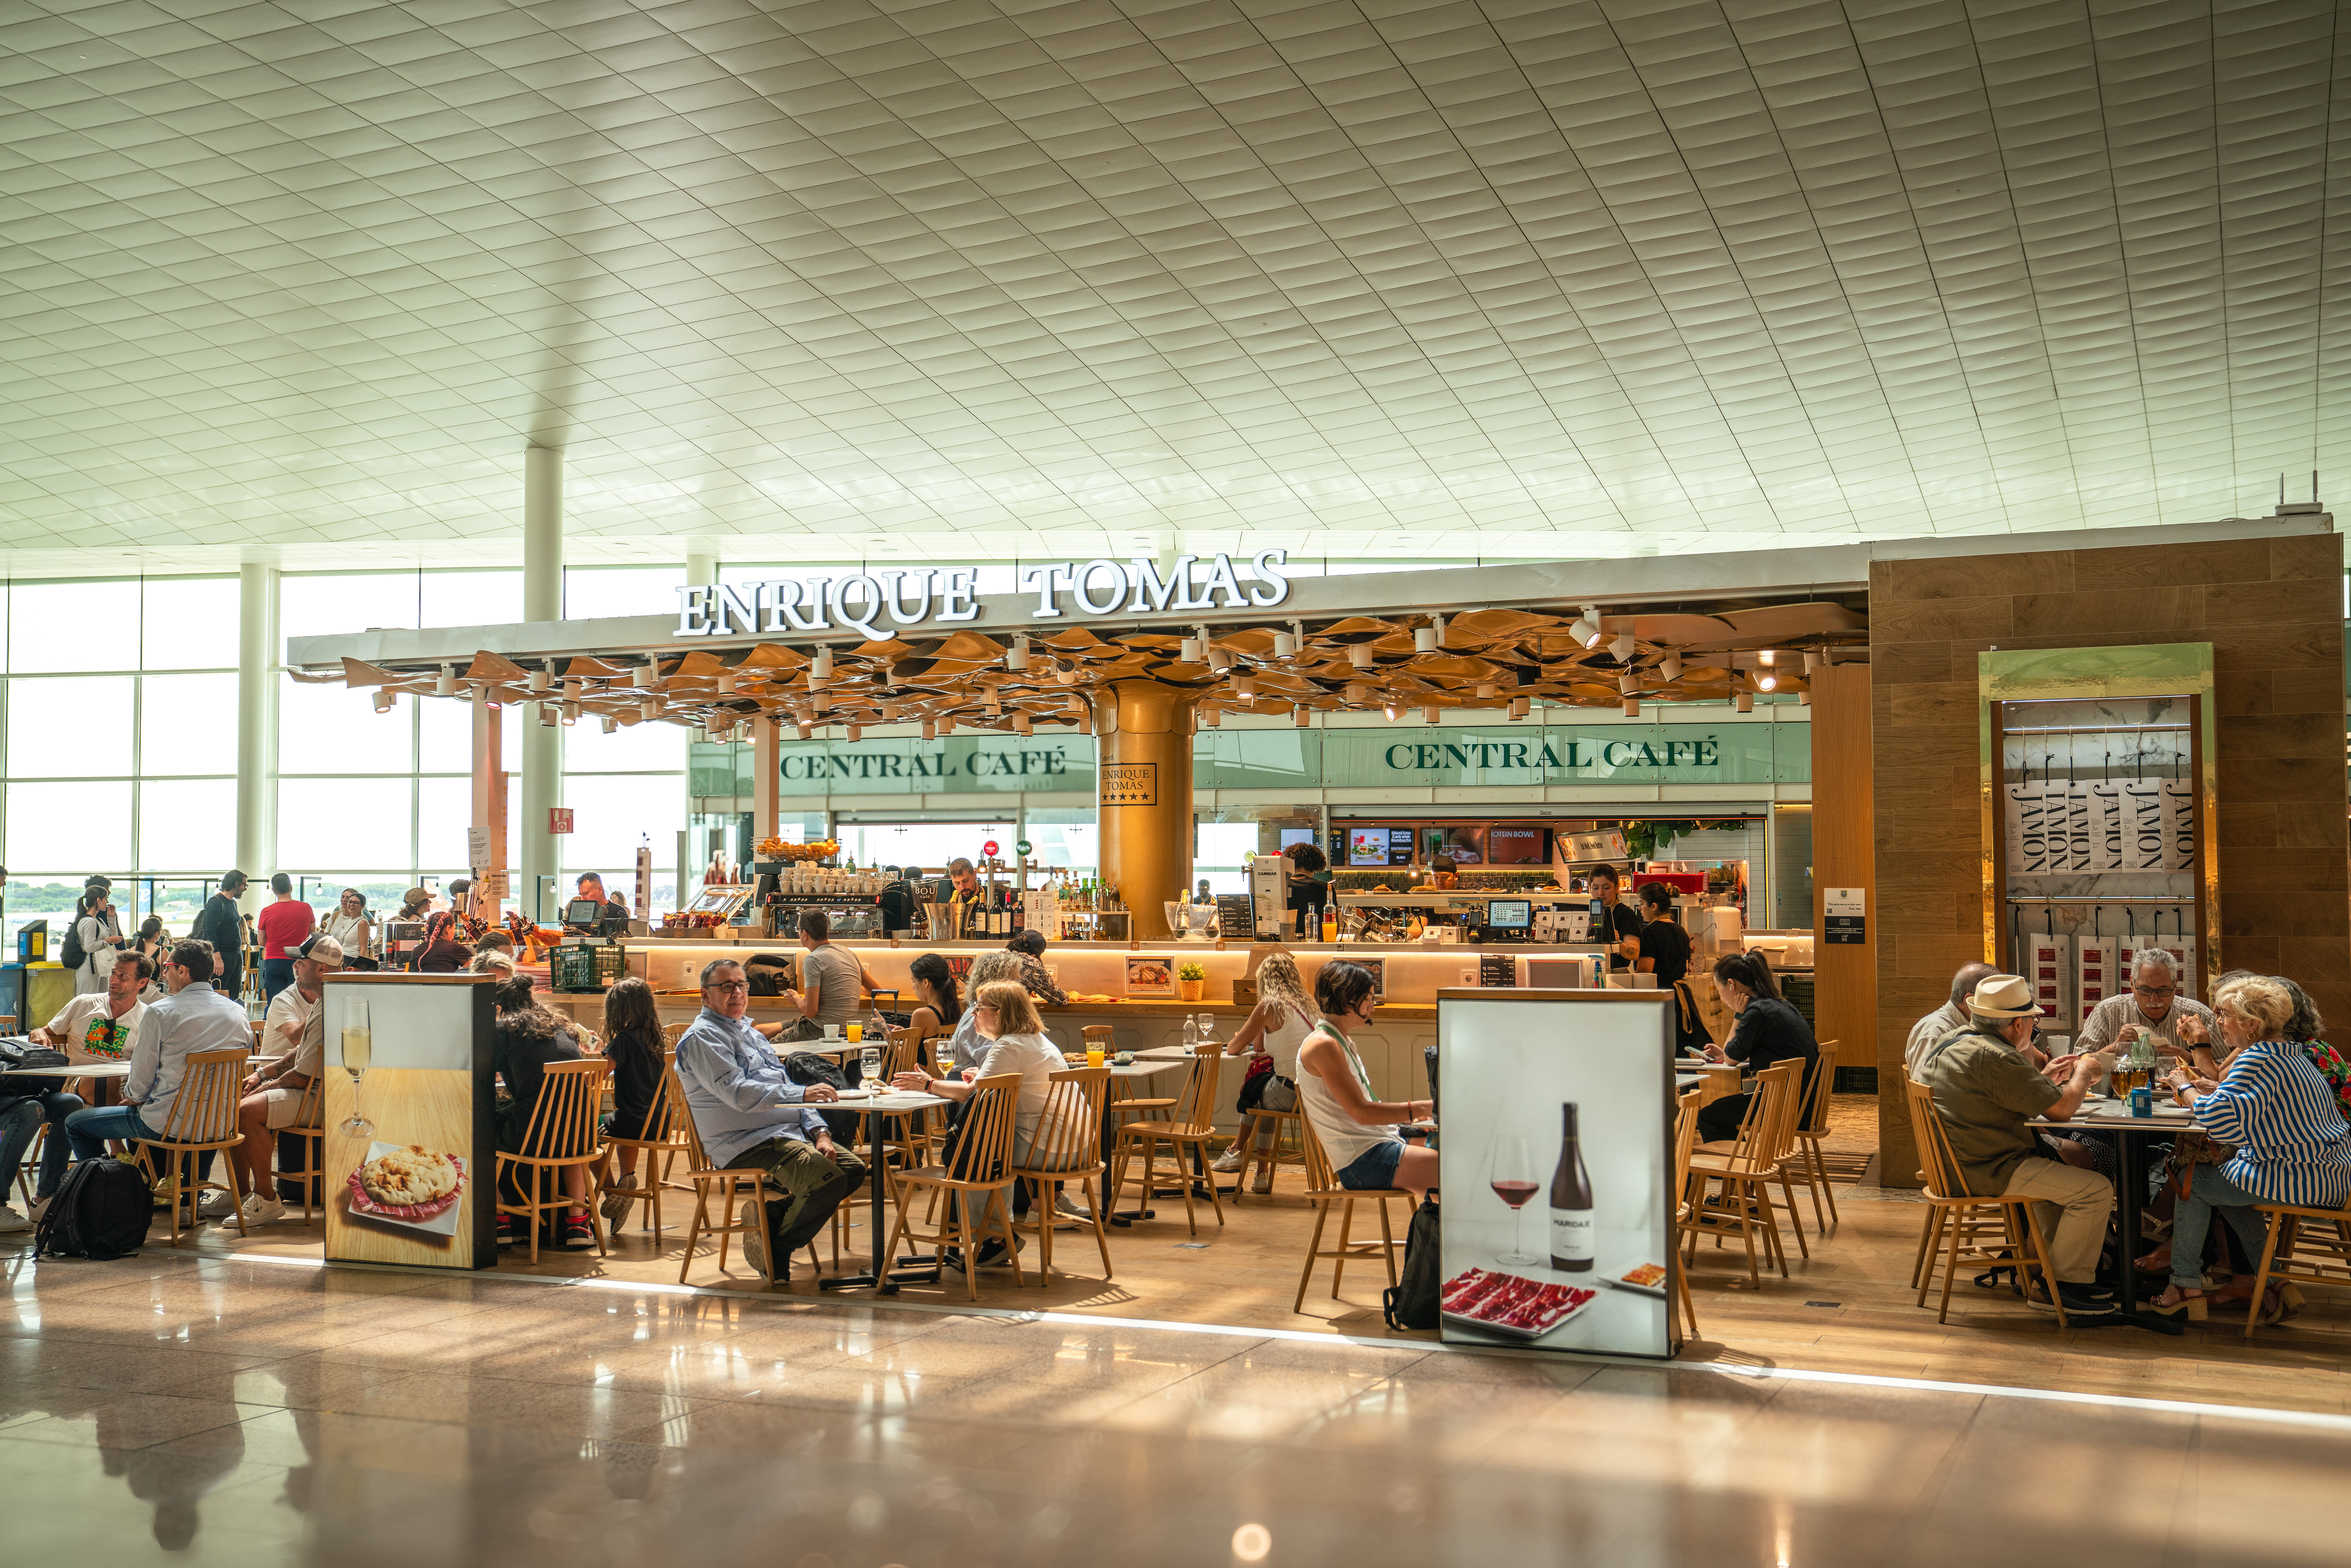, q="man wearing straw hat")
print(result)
[1917,974,2121,1316]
